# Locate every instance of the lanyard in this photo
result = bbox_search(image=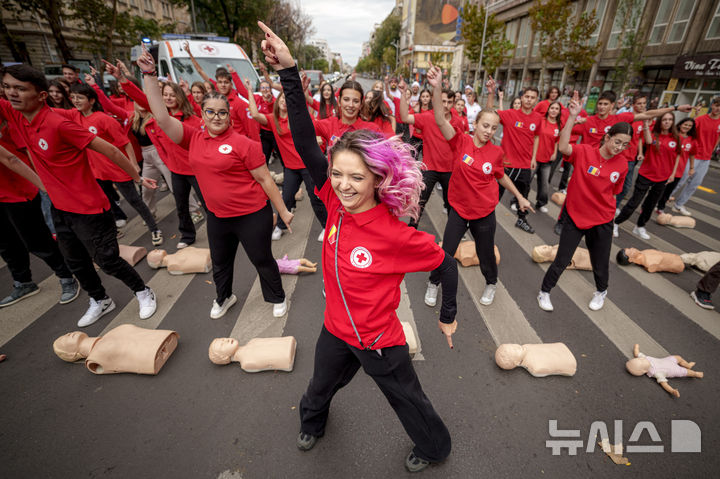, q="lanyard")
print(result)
[334,212,383,351]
